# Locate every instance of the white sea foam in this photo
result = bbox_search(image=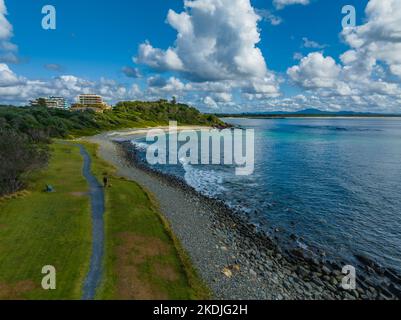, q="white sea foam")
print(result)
[131,140,149,151]
[179,157,227,198]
